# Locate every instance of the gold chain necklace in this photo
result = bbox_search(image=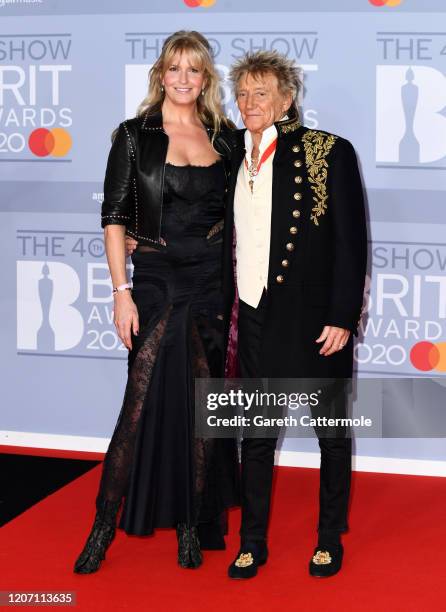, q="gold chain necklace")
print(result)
[244,139,278,194]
